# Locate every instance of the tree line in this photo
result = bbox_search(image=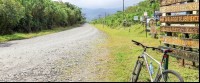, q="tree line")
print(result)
[0,0,86,35]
